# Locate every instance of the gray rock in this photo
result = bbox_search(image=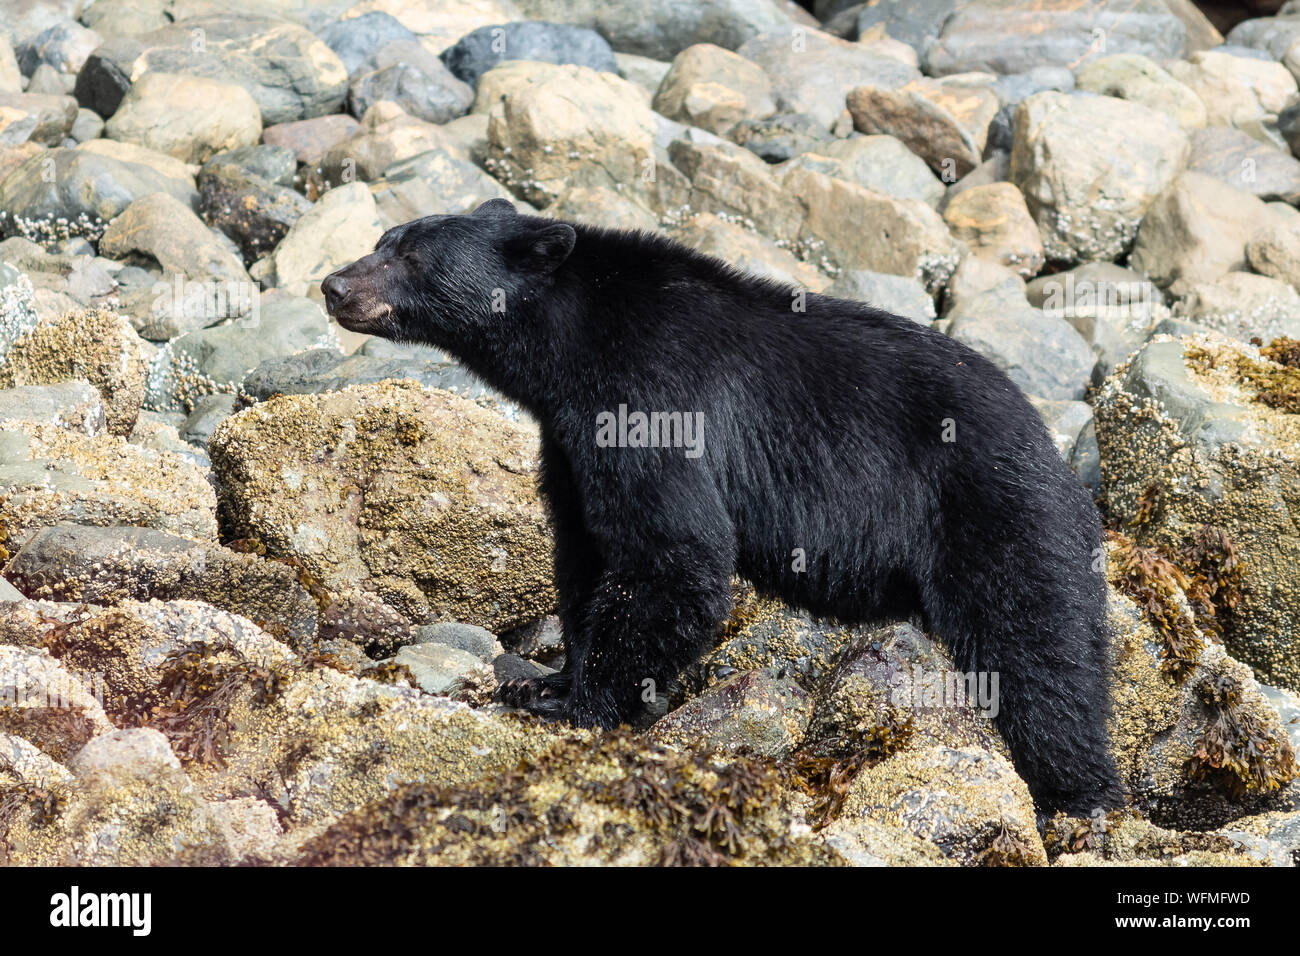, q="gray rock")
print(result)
[239,345,507,409]
[670,212,826,290]
[199,163,313,264]
[1129,173,1276,288]
[0,644,114,760]
[202,144,298,188]
[74,15,349,124]
[1172,272,1300,345]
[924,0,1188,76]
[1029,396,1094,465]
[729,112,832,163]
[262,181,382,299]
[99,191,251,292]
[1026,263,1162,377]
[150,293,335,411]
[1225,16,1300,60]
[4,524,319,644]
[845,0,959,55]
[1258,684,1300,753]
[827,269,935,323]
[514,0,799,62]
[493,653,552,683]
[0,381,105,436]
[410,622,502,663]
[370,147,516,227]
[985,66,1074,155]
[25,63,64,95]
[651,670,813,758]
[1011,91,1189,265]
[348,61,473,125]
[501,614,566,667]
[1096,337,1300,693]
[317,11,418,78]
[442,21,618,87]
[68,106,102,142]
[782,133,945,207]
[946,286,1096,400]
[652,41,775,136]
[394,642,493,695]
[261,113,360,166]
[0,90,77,146]
[15,20,100,75]
[738,25,918,131]
[1074,53,1206,130]
[0,146,197,244]
[1187,126,1300,204]
[179,393,236,448]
